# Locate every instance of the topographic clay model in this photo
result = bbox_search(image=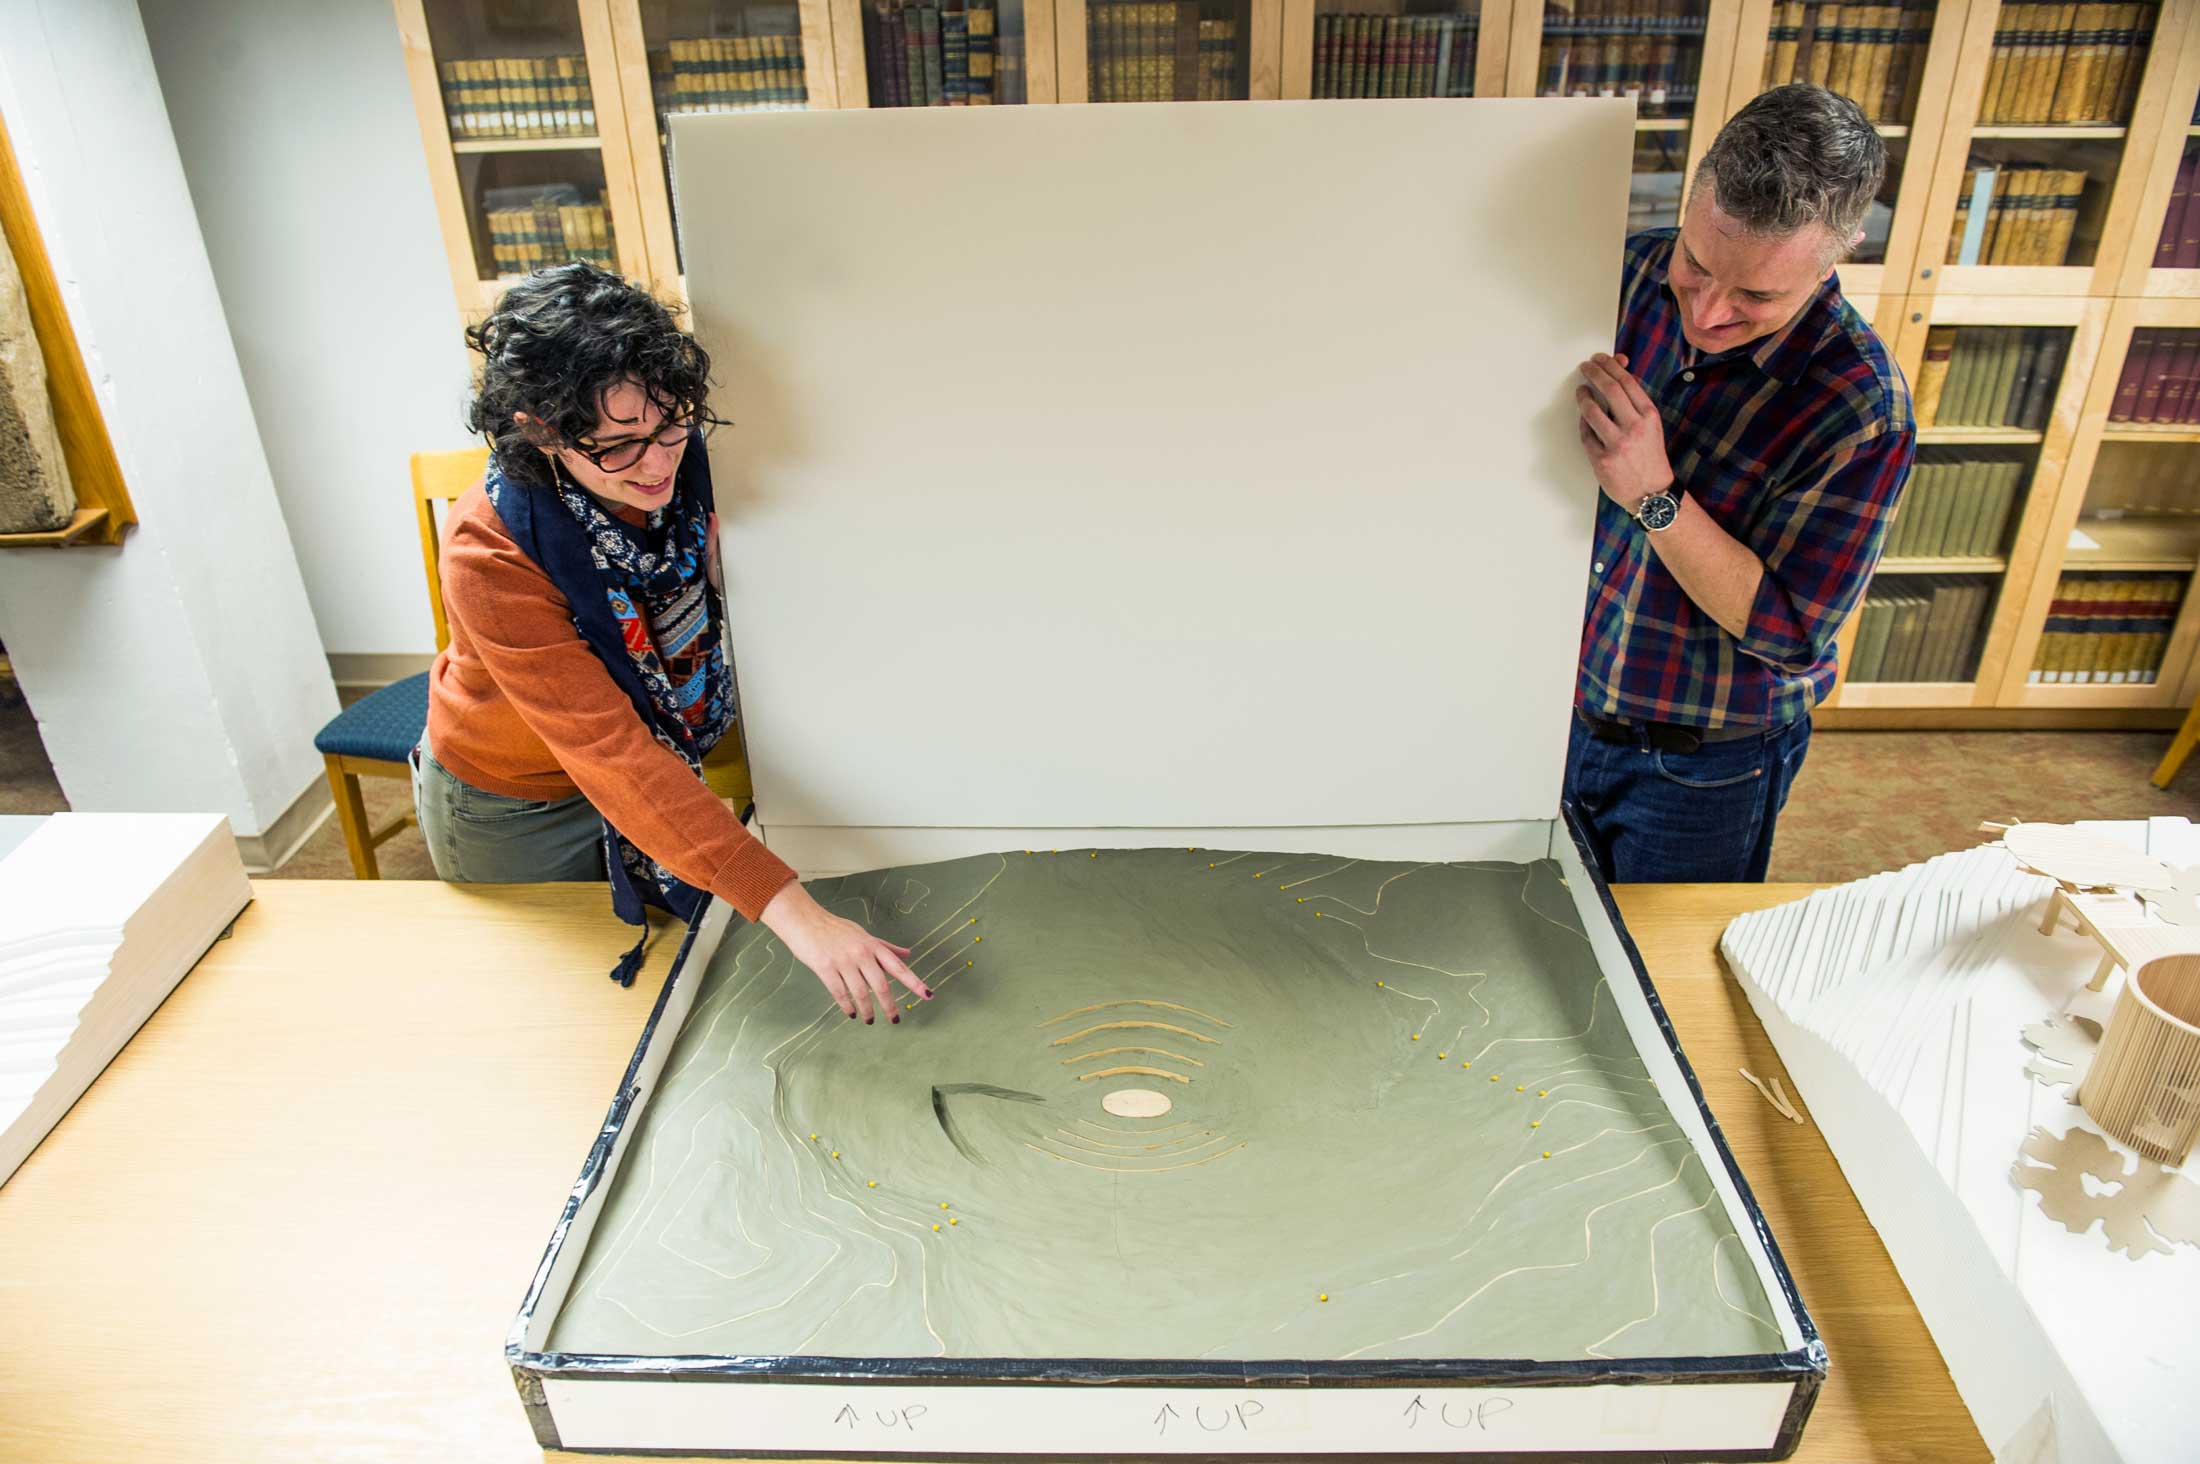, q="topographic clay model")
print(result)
[548,848,1780,1362]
